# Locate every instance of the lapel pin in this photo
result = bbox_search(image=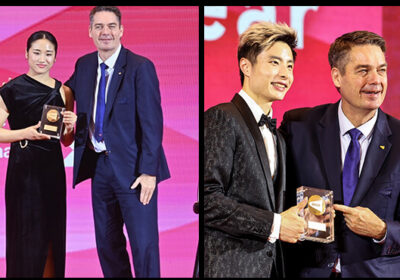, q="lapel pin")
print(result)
[380,145,385,150]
